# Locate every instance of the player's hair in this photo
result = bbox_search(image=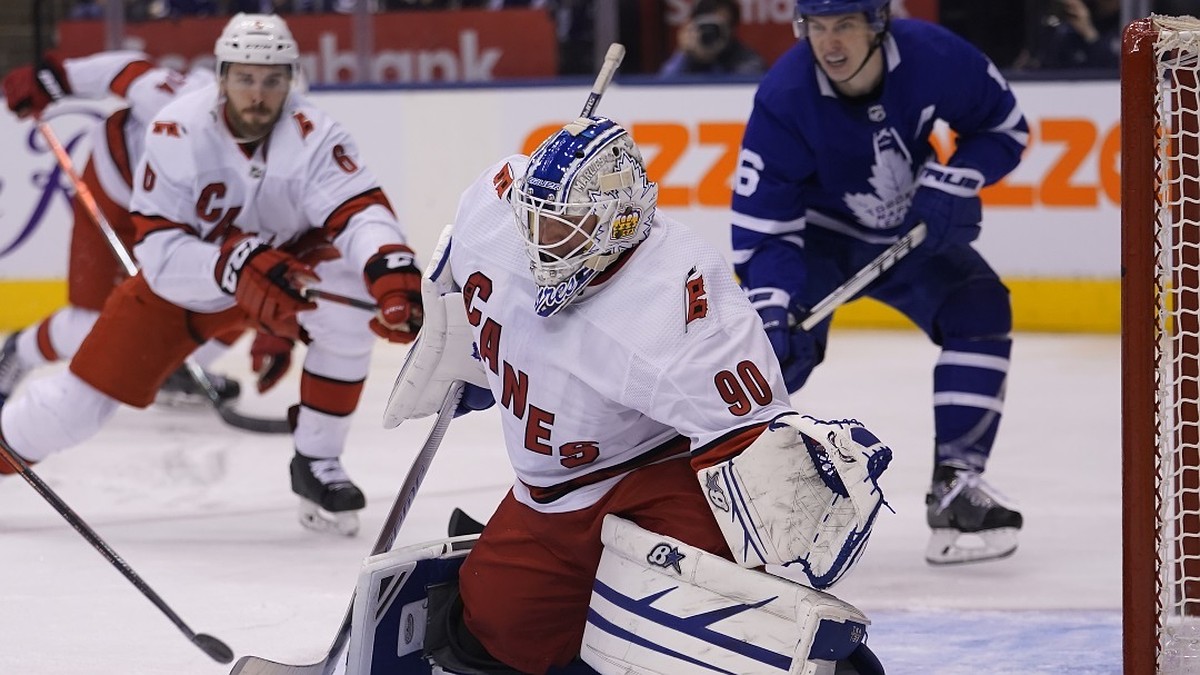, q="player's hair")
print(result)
[511,116,659,317]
